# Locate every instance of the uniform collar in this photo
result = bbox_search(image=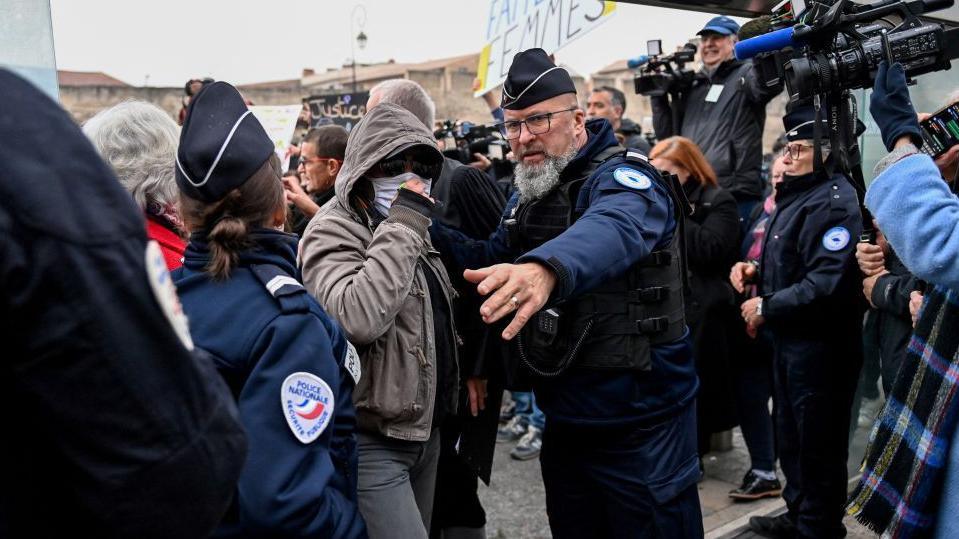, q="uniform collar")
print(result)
[563,119,620,175]
[183,228,300,275]
[775,171,825,204]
